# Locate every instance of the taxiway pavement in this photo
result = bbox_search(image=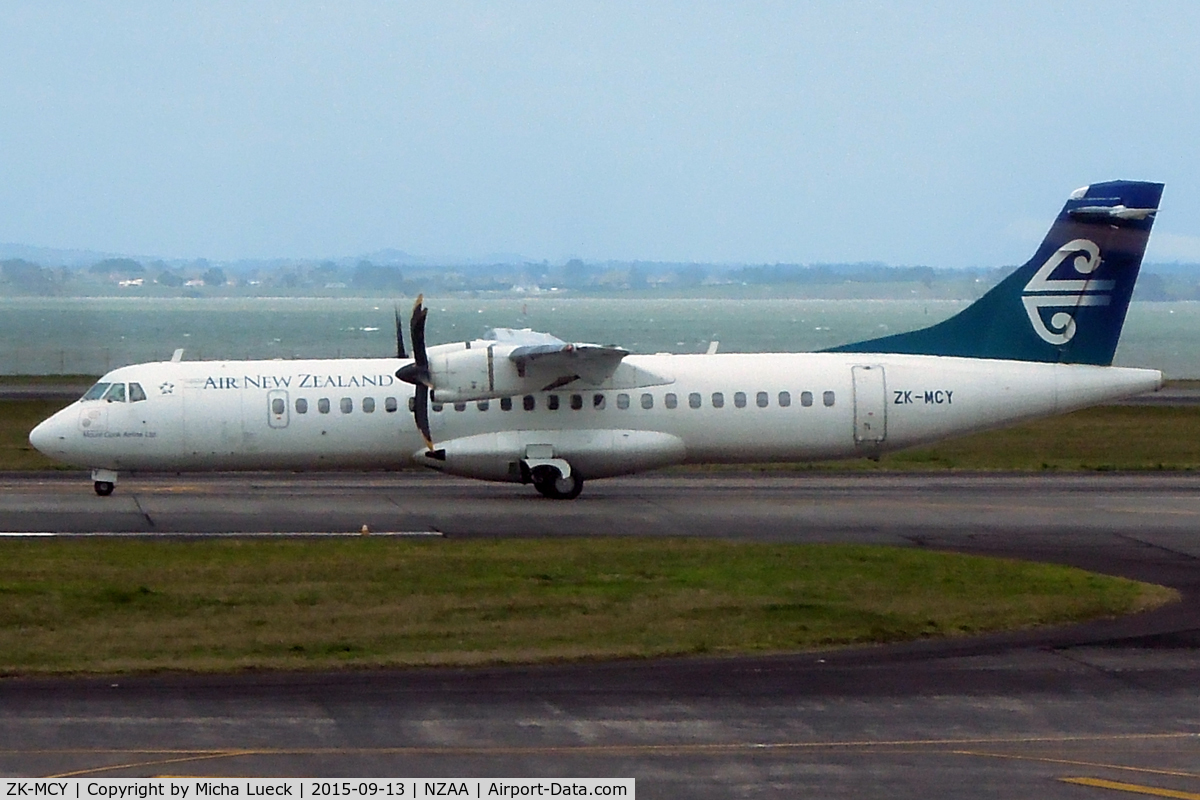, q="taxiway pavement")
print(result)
[1,471,1199,798]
